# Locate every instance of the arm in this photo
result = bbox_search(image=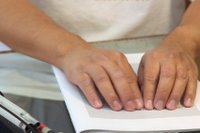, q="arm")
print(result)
[0,0,79,66]
[139,0,200,110]
[0,0,143,111]
[178,0,200,56]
